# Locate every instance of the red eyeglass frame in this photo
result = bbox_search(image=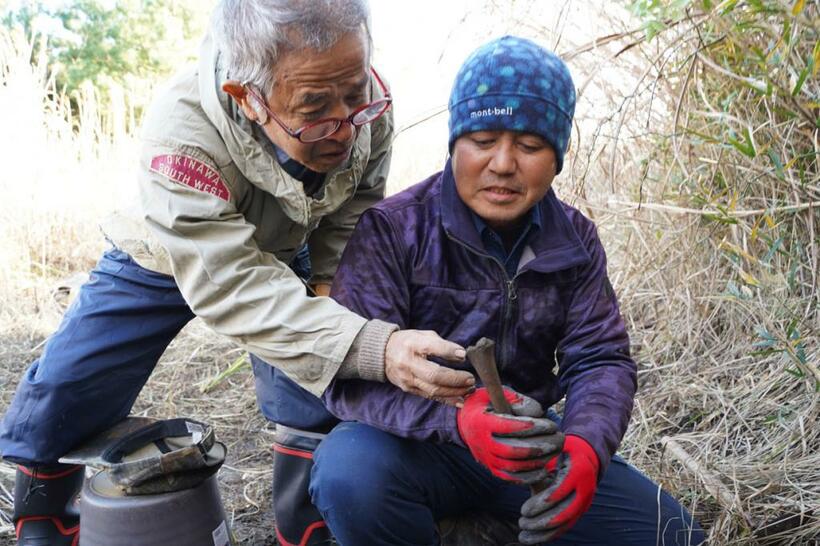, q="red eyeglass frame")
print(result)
[243,67,392,143]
